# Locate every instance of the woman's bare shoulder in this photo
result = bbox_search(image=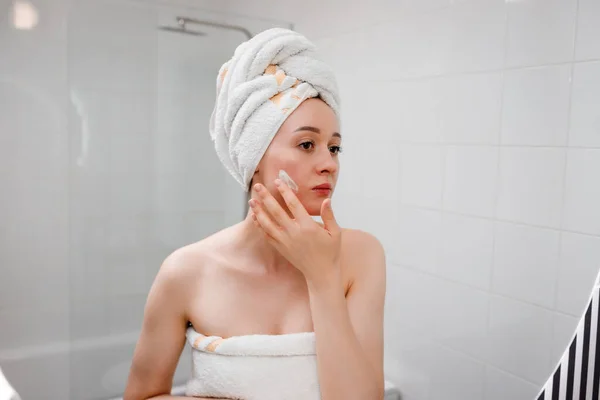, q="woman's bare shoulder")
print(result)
[340,228,385,269]
[341,227,381,247]
[155,227,234,286]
